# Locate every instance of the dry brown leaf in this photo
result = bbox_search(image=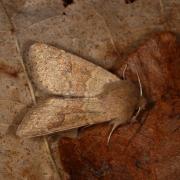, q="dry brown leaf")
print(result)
[59,32,180,179]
